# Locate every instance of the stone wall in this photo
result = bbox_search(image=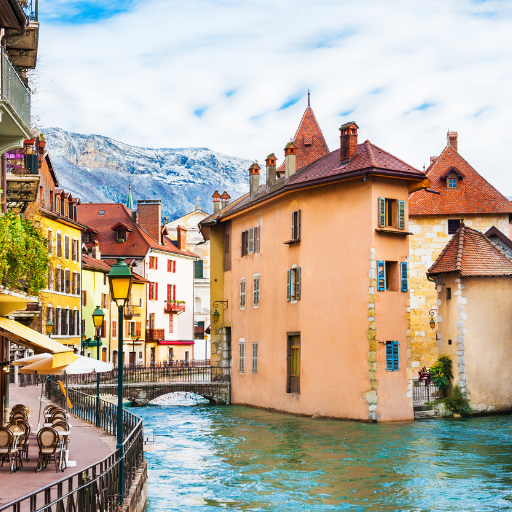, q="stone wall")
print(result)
[123,459,148,512]
[408,214,509,376]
